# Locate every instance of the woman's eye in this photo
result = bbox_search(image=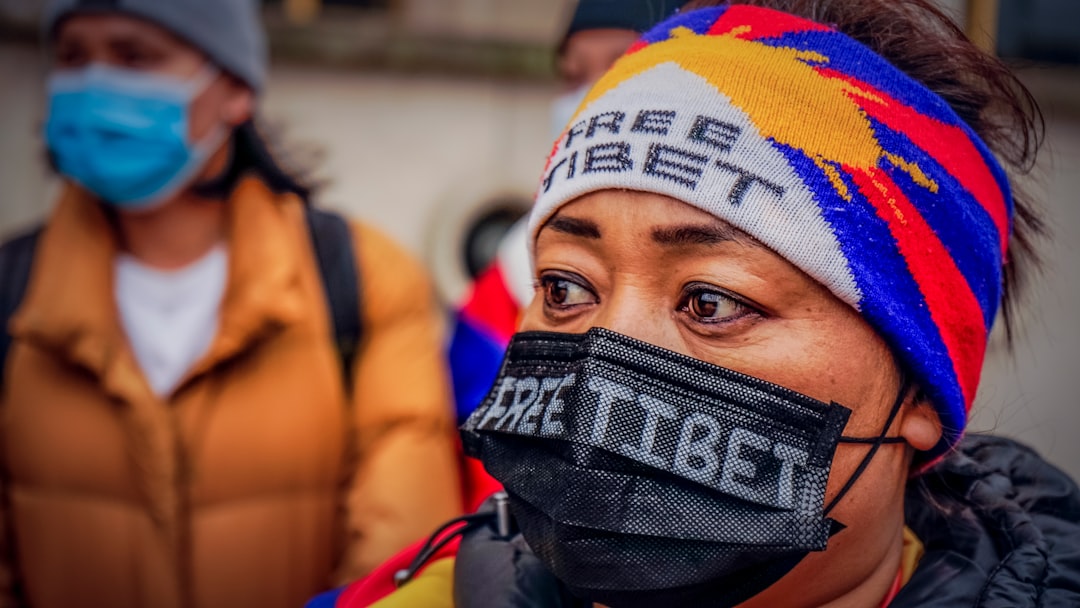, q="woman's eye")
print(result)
[539,275,596,309]
[681,288,748,323]
[119,50,157,69]
[54,45,87,68]
[112,42,165,69]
